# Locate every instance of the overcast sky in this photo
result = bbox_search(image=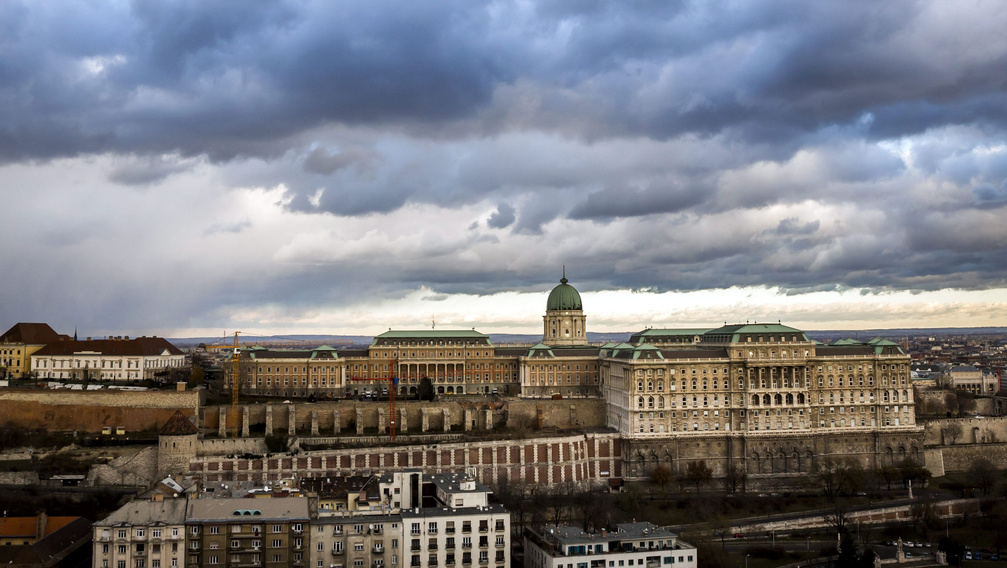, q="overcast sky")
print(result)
[3,0,1007,338]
